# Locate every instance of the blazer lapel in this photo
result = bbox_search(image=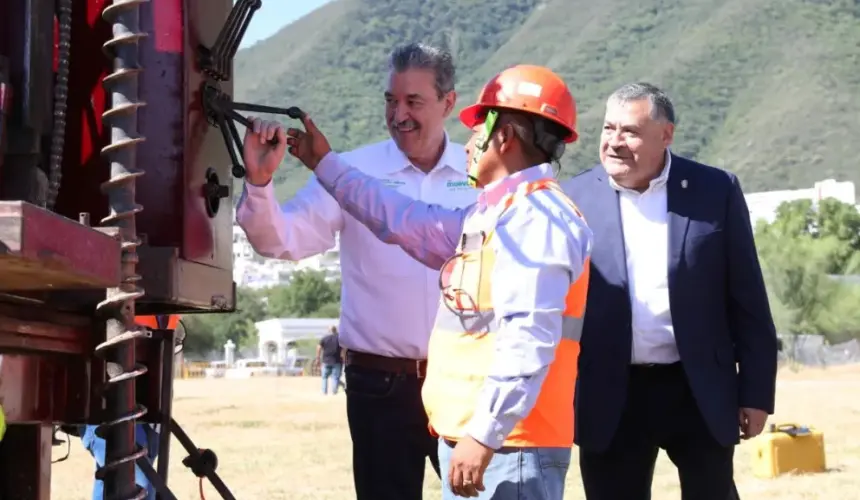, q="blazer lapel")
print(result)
[667,156,691,284]
[592,169,629,287]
